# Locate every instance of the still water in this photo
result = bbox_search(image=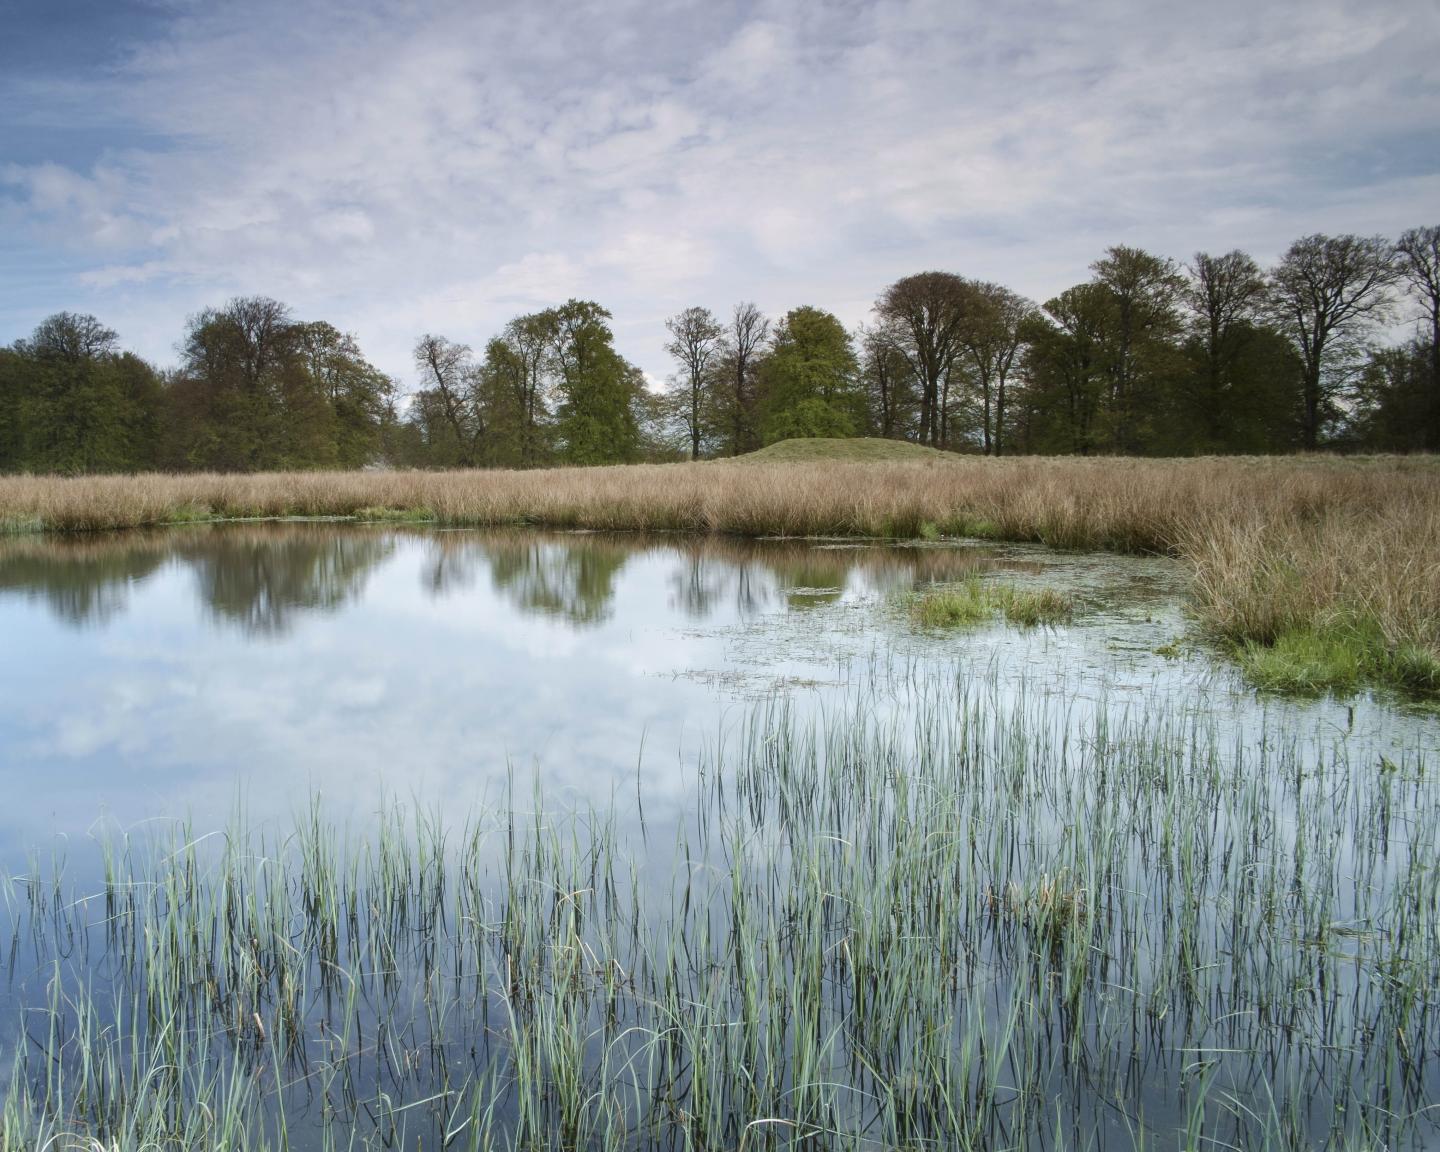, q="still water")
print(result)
[1,523,1422,854]
[0,524,1436,1150]
[0,524,1163,850]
